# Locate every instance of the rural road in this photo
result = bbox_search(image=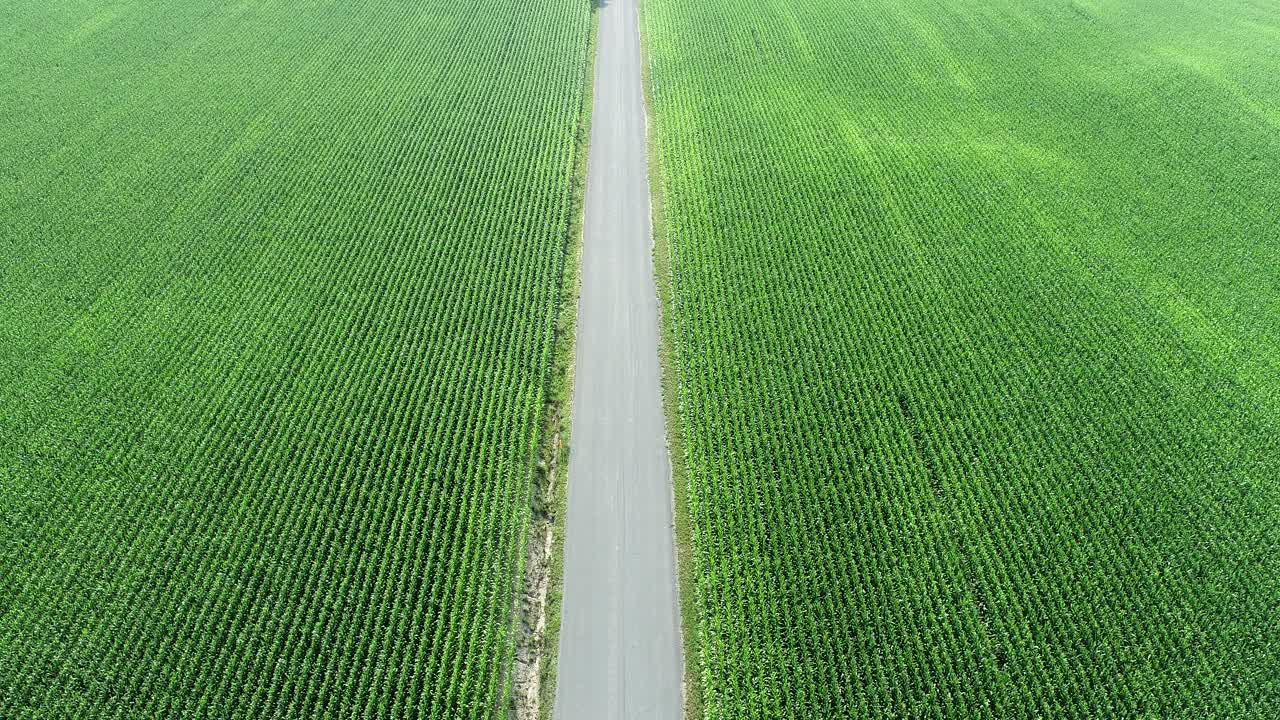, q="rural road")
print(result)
[552,0,683,715]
